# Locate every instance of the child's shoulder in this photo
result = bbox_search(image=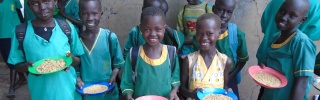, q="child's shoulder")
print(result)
[293,30,314,43]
